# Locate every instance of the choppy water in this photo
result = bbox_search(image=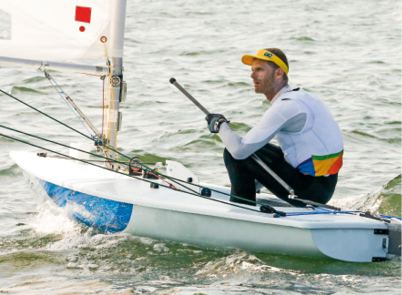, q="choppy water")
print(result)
[0,0,401,294]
